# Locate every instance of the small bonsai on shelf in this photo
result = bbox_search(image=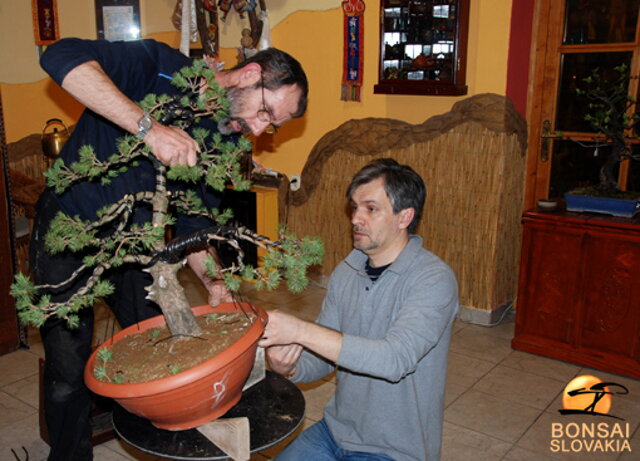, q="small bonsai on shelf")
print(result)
[570,63,640,199]
[10,59,323,339]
